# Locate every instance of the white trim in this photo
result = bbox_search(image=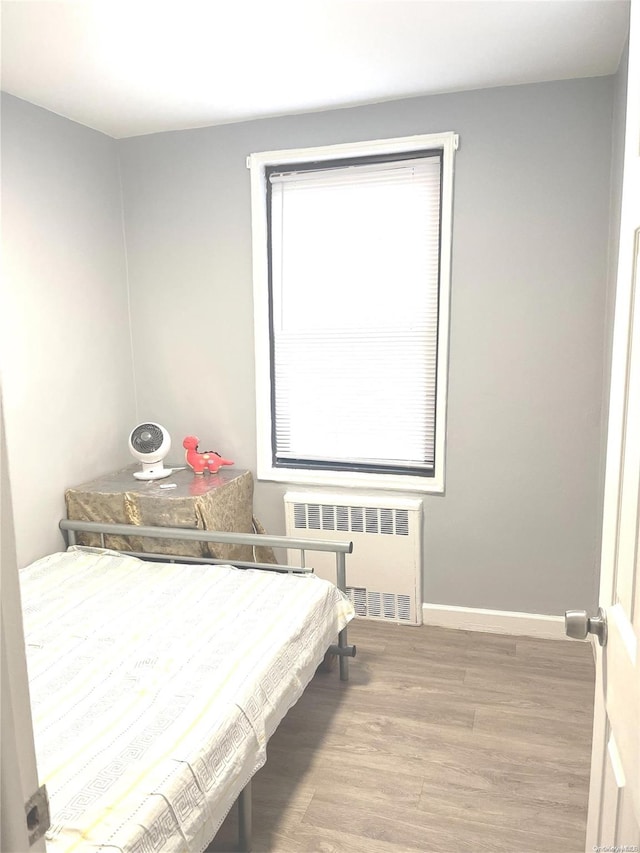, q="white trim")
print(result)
[284,490,423,512]
[249,132,459,170]
[249,131,457,495]
[251,465,443,493]
[606,733,626,790]
[422,603,575,641]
